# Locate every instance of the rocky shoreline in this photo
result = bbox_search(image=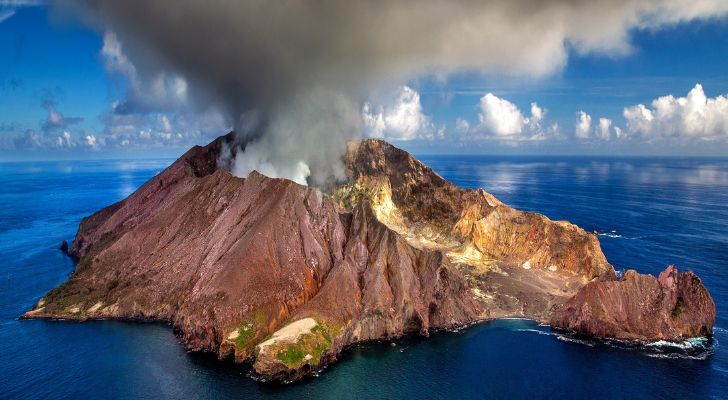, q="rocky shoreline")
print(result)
[23,133,715,382]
